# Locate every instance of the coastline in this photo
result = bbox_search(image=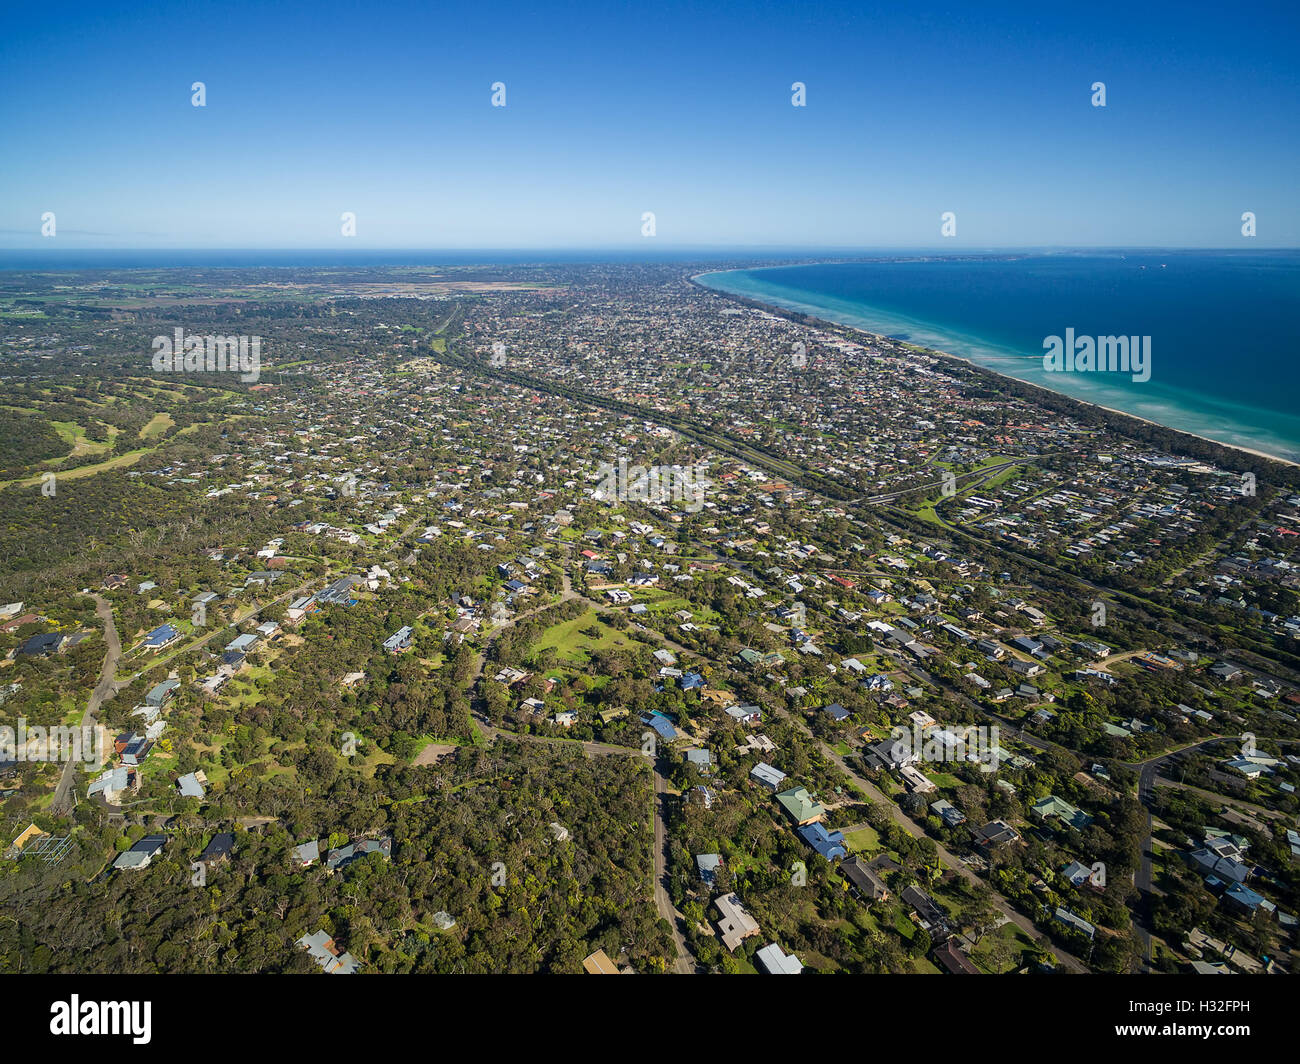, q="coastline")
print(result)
[690,269,1300,472]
